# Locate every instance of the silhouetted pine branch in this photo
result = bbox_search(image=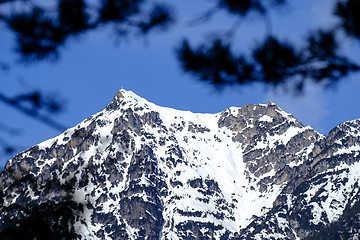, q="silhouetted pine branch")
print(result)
[0,91,66,131]
[2,0,175,61]
[176,0,360,92]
